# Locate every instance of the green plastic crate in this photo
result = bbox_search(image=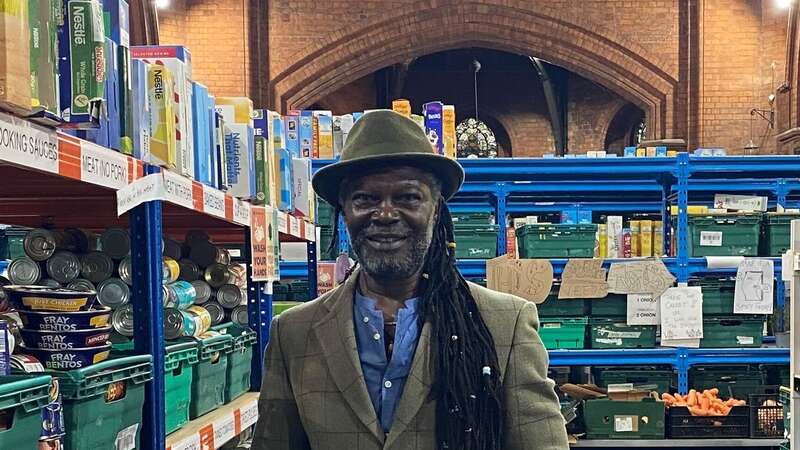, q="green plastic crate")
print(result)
[190,334,234,419]
[780,386,791,435]
[165,341,198,434]
[596,368,675,394]
[700,316,765,348]
[0,228,27,260]
[539,318,588,349]
[589,318,657,349]
[454,225,499,259]
[588,293,627,317]
[693,277,736,315]
[690,365,767,399]
[536,284,588,317]
[688,214,761,257]
[583,398,666,439]
[58,355,152,450]
[272,282,290,301]
[517,224,597,258]
[0,375,52,449]
[764,213,800,256]
[319,226,337,261]
[451,211,493,225]
[212,323,257,403]
[316,199,336,228]
[289,279,310,301]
